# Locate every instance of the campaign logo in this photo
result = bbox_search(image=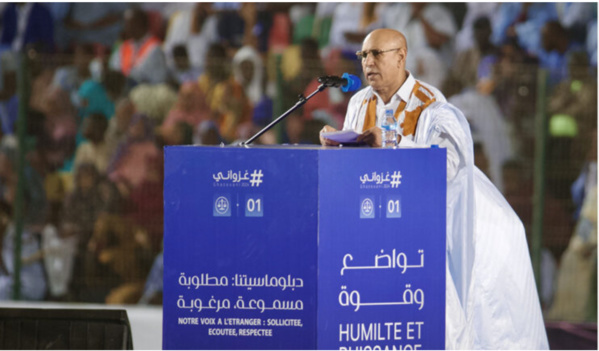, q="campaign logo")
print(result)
[360,197,375,219]
[359,171,402,189]
[212,169,264,188]
[213,195,231,217]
